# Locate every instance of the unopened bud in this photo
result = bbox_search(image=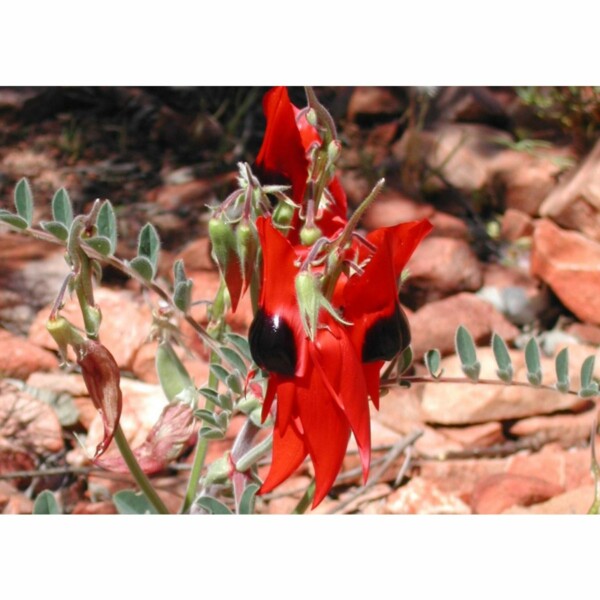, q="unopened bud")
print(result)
[204,454,231,486]
[46,316,85,362]
[300,224,322,246]
[208,217,237,270]
[305,108,318,128]
[295,271,321,340]
[327,140,342,164]
[272,201,295,230]
[236,220,258,291]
